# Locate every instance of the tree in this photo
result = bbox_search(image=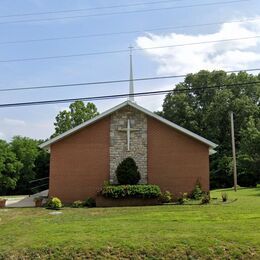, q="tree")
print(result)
[10,136,40,194]
[0,137,50,195]
[238,117,260,186]
[0,140,23,195]
[159,70,260,188]
[34,142,50,180]
[52,101,99,137]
